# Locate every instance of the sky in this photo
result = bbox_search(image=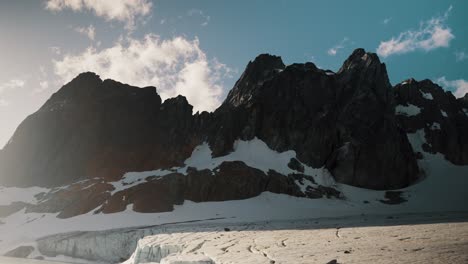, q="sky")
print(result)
[0,0,467,148]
